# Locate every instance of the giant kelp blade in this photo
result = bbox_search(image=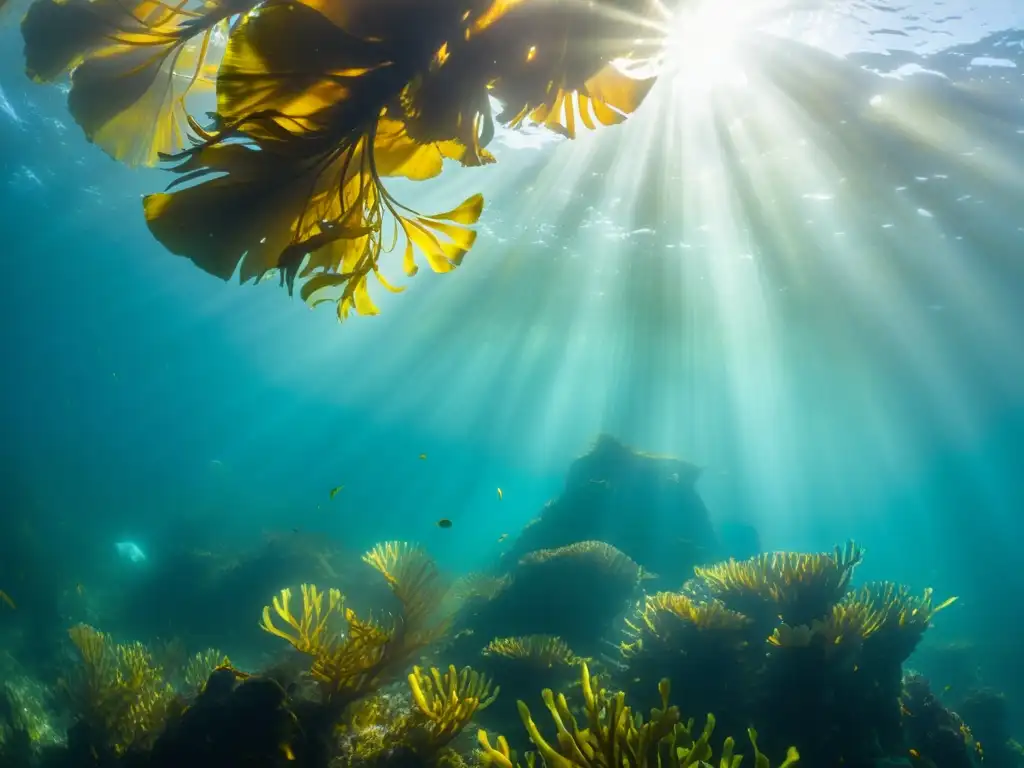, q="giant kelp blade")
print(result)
[143,143,350,282]
[429,192,484,225]
[20,0,124,81]
[216,1,396,143]
[583,63,657,117]
[68,42,187,166]
[372,119,447,181]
